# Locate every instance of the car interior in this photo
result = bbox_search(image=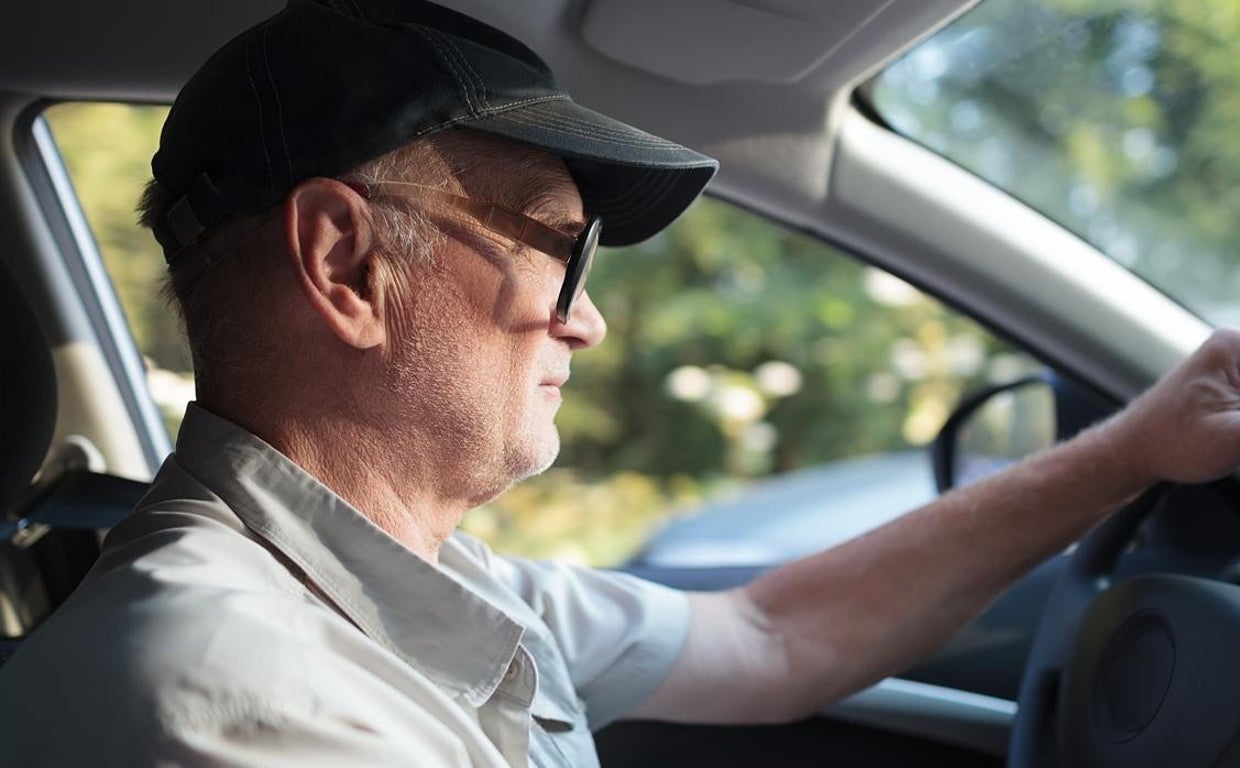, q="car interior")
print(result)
[4,0,1240,765]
